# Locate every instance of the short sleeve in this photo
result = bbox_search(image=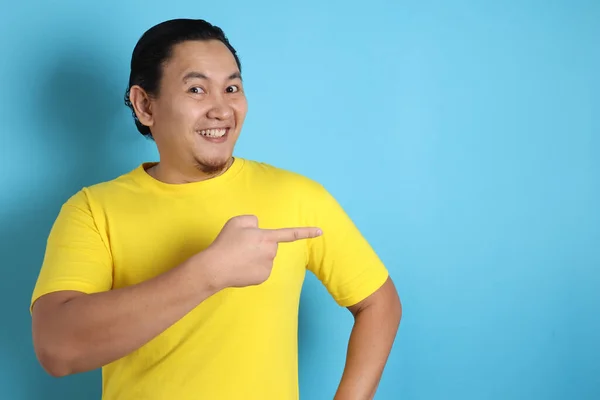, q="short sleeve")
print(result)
[30,189,113,312]
[305,183,389,307]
